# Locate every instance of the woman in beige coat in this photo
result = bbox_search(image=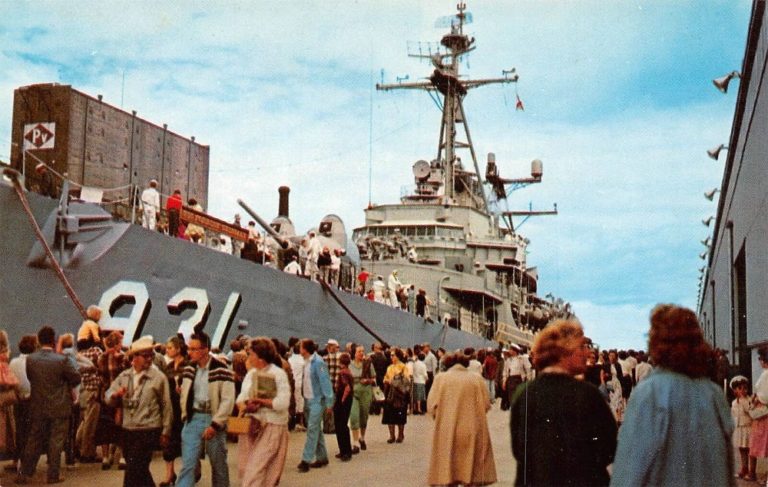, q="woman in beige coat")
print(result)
[427,351,496,486]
